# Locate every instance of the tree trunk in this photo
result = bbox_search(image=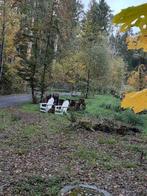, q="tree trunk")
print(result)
[30,36,38,103]
[85,69,90,99]
[40,64,47,102]
[40,1,55,102]
[138,64,144,91]
[30,80,36,103]
[28,1,37,103]
[0,0,6,81]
